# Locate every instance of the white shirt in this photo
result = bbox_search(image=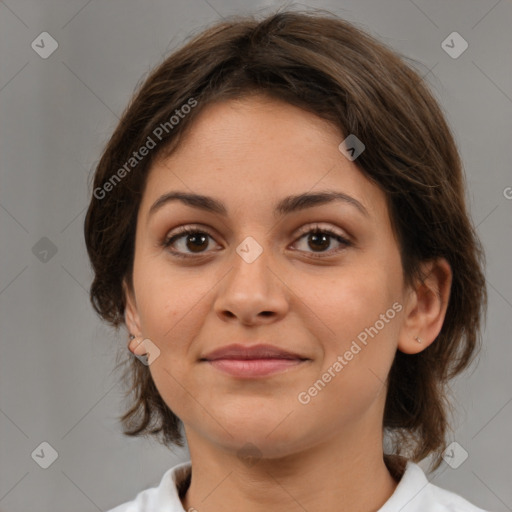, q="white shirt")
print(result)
[107,459,490,512]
